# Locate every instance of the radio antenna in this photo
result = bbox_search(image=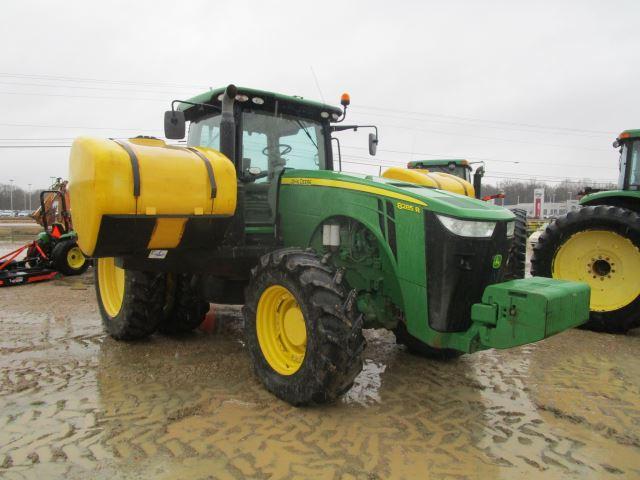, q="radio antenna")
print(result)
[310,66,326,103]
